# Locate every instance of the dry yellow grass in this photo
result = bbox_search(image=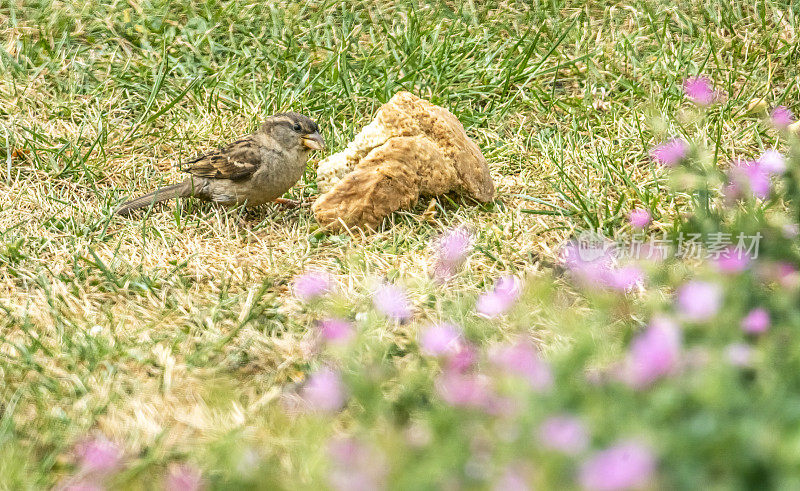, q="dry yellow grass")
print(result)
[1,0,797,487]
